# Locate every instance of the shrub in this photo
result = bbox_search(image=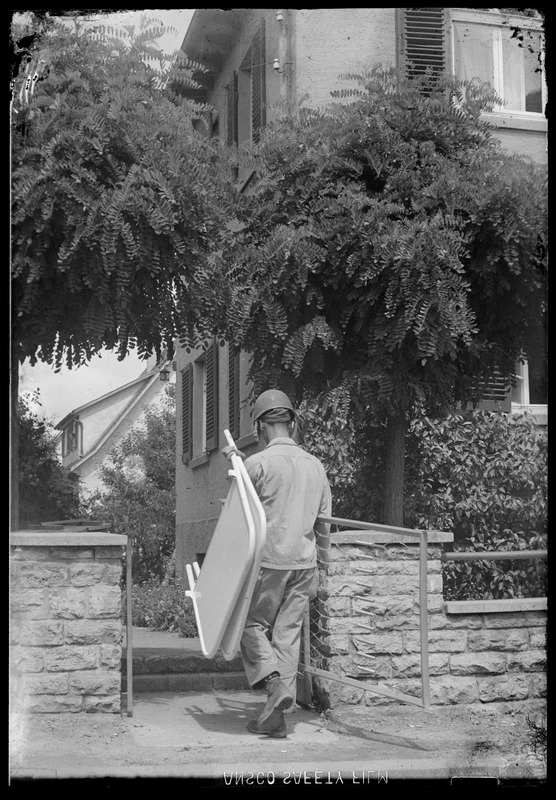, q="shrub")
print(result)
[123,577,197,638]
[405,408,547,599]
[441,530,547,600]
[18,391,81,526]
[298,392,547,600]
